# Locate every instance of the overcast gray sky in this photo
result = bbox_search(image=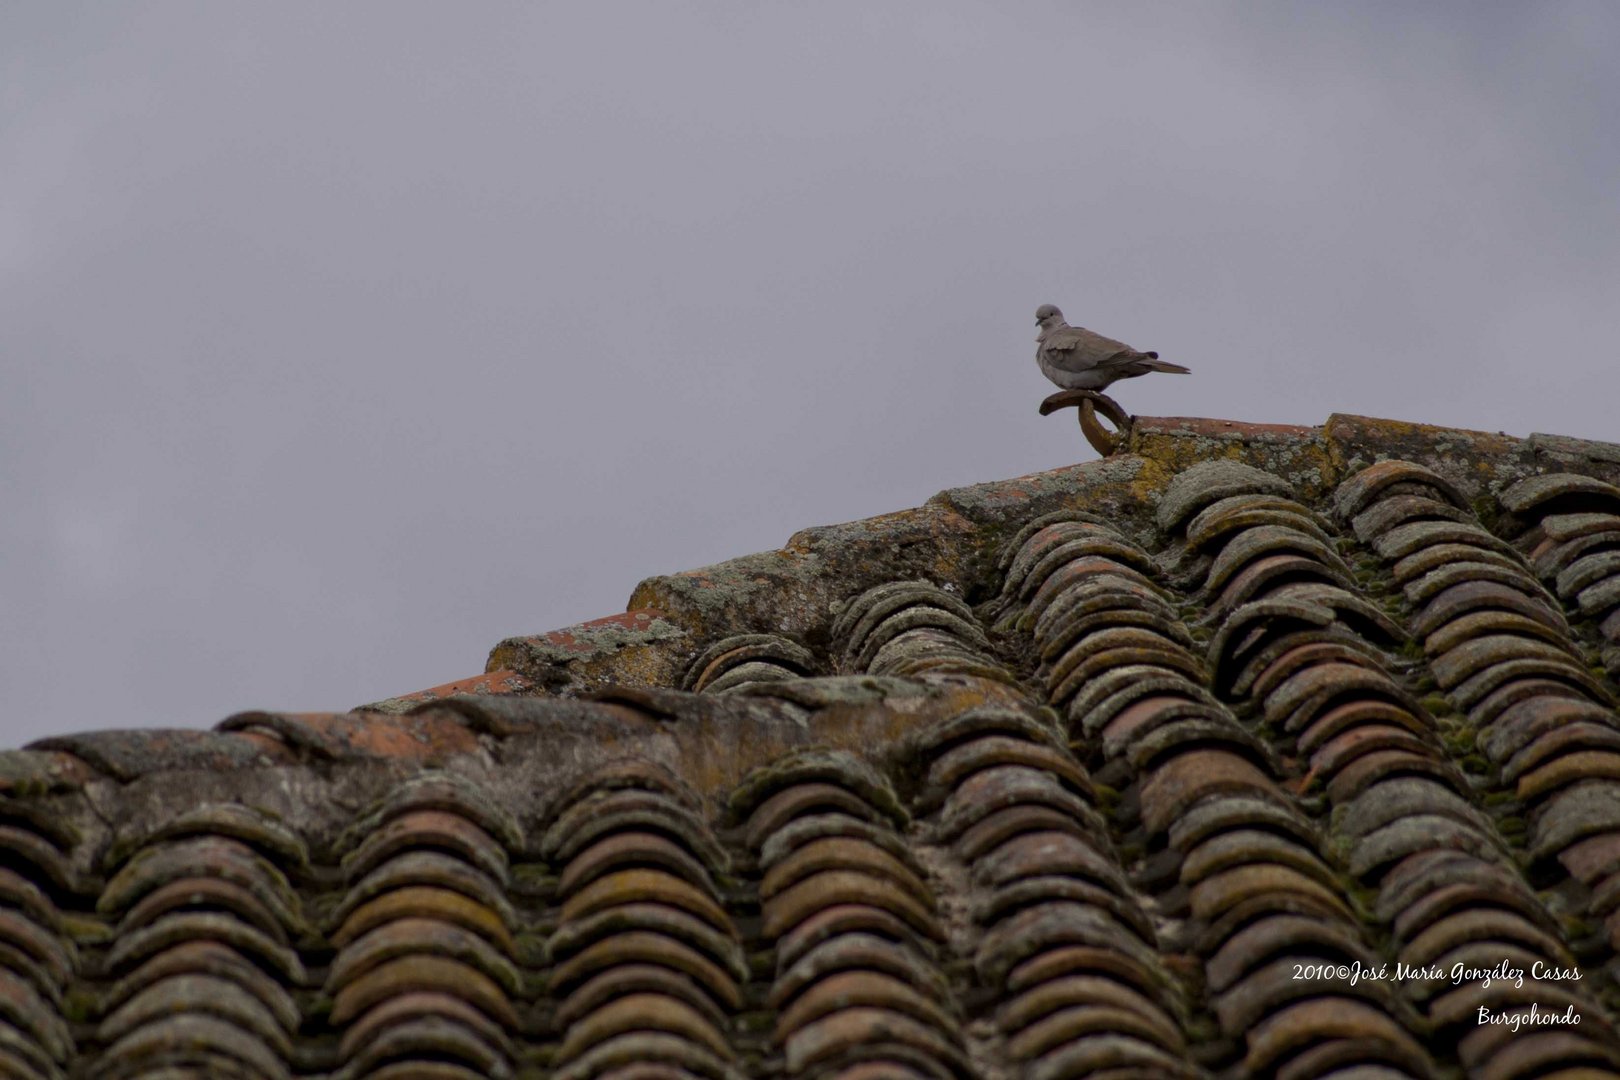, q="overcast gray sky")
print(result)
[4,3,1617,747]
